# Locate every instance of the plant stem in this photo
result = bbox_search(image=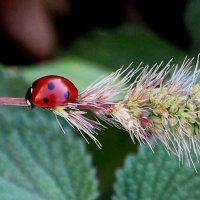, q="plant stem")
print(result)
[0,98,27,106]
